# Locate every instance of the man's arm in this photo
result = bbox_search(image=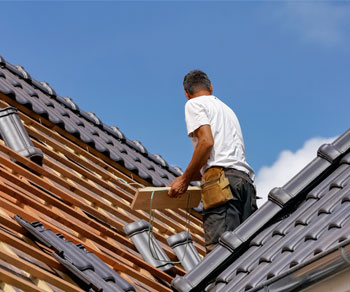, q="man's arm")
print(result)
[168,124,214,197]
